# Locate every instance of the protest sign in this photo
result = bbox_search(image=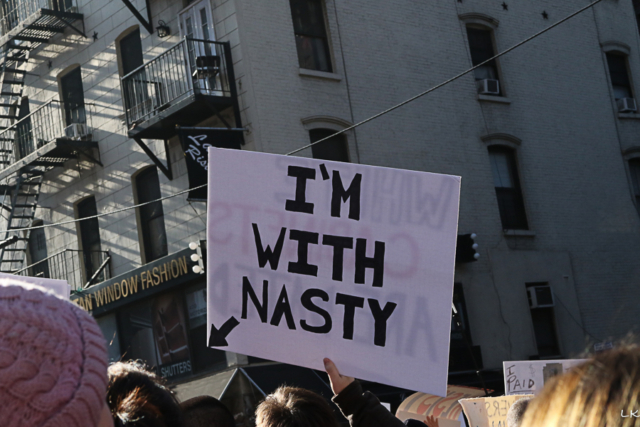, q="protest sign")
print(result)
[503,359,586,395]
[396,385,490,427]
[459,395,533,427]
[0,272,70,298]
[206,148,461,395]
